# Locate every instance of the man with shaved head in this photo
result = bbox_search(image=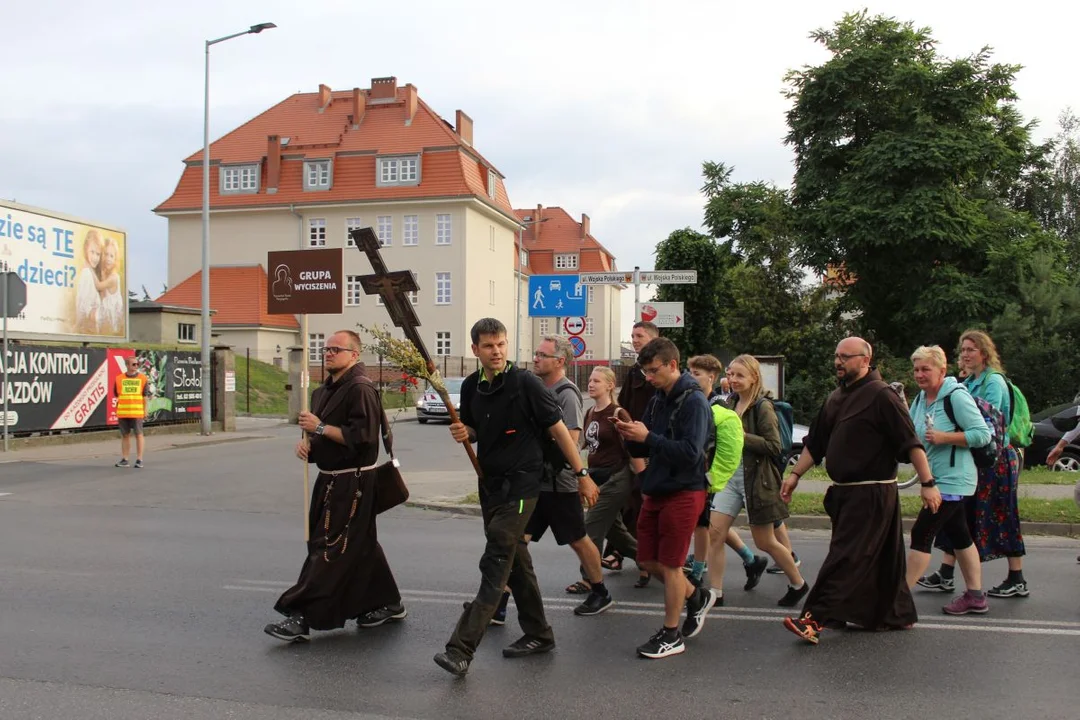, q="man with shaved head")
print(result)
[780,337,936,644]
